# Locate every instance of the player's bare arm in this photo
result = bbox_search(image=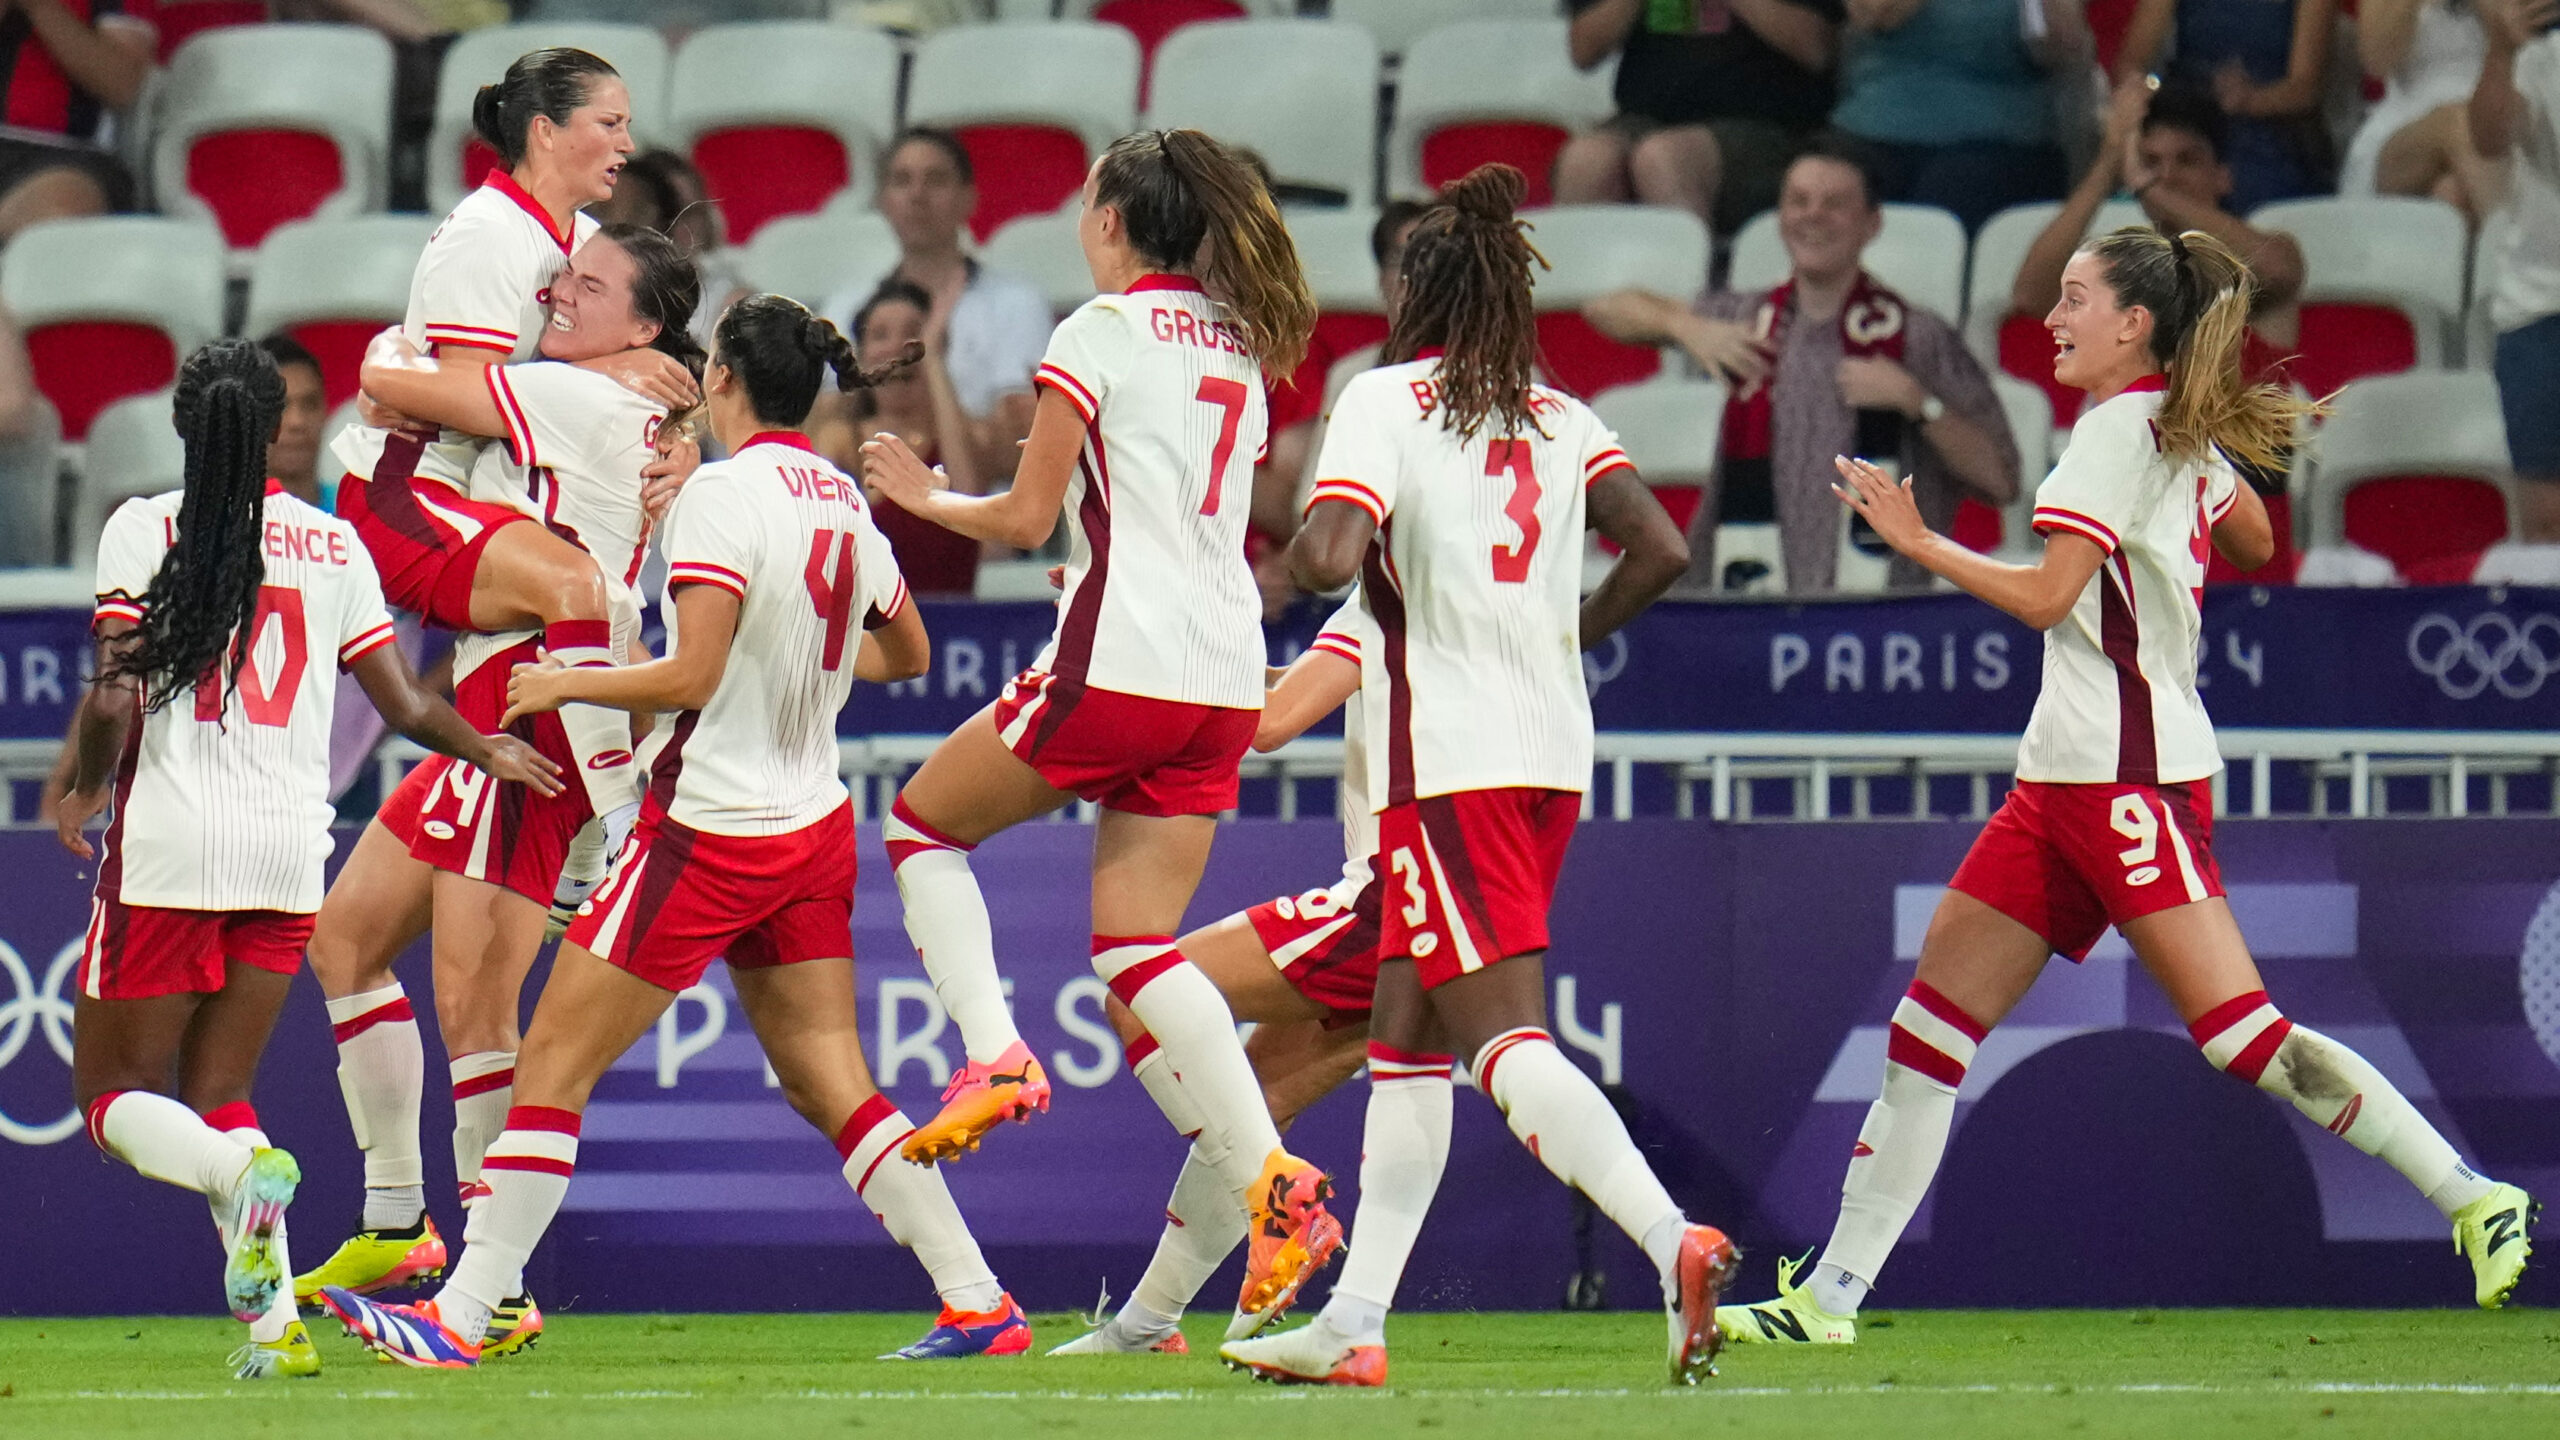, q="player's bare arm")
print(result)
[860,386,1079,549]
[1288,497,1375,594]
[1833,454,2109,630]
[854,601,931,684]
[53,621,141,857]
[502,582,740,724]
[1255,647,1360,753]
[1580,466,1688,648]
[2209,478,2277,571]
[348,644,563,798]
